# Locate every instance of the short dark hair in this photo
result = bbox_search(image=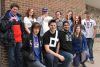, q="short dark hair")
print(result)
[10,3,19,9]
[63,21,69,26]
[55,11,62,15]
[84,11,89,14]
[48,19,56,25]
